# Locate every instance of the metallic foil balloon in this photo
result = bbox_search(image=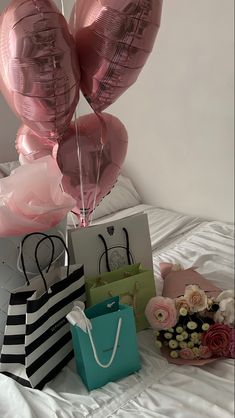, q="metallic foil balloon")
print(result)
[16,125,54,163]
[70,0,163,112]
[0,0,81,140]
[55,113,128,227]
